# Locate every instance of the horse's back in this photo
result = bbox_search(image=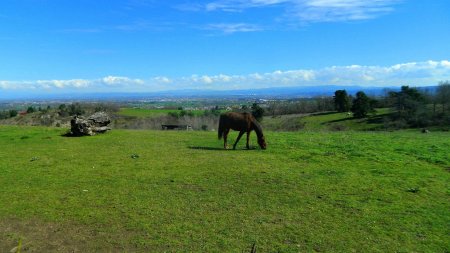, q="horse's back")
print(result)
[220,112,253,131]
